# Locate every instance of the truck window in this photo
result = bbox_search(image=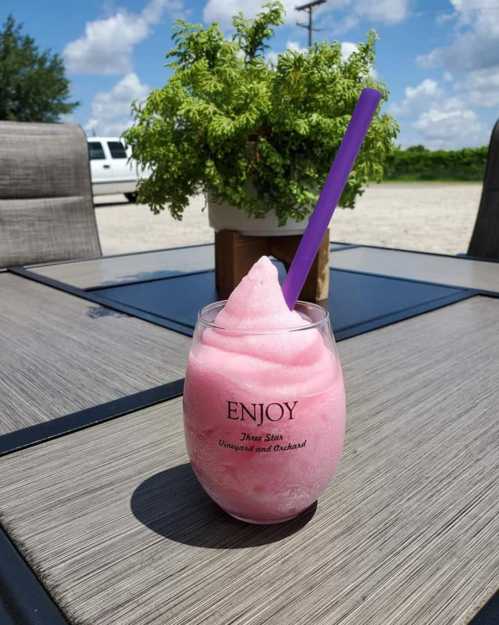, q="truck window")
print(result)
[107,141,127,159]
[88,142,106,160]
